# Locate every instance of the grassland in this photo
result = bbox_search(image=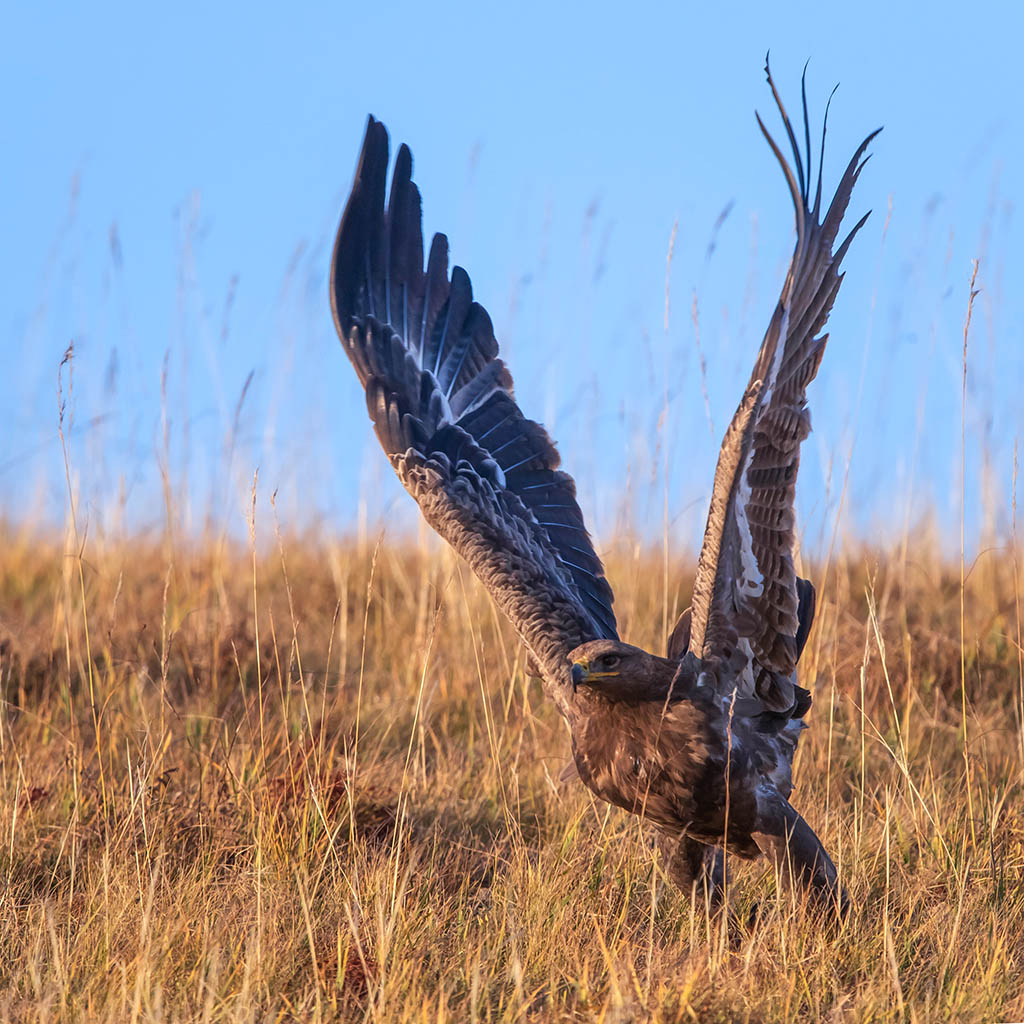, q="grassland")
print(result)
[1,516,1022,1022]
